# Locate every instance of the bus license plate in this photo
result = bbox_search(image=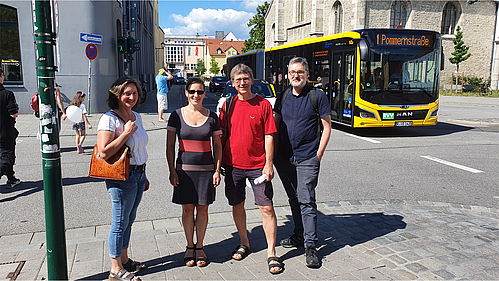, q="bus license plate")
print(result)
[396,121,413,127]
